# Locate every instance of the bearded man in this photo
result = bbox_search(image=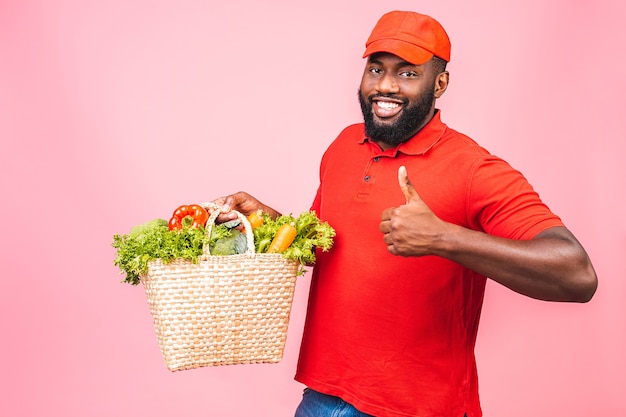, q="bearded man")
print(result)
[214,11,597,417]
